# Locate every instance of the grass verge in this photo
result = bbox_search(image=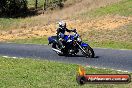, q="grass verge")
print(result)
[88,40,132,50]
[9,37,48,45]
[9,37,132,50]
[0,57,131,88]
